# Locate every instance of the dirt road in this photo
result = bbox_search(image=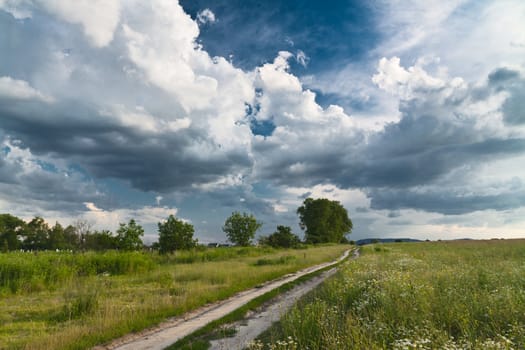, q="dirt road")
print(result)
[209,248,359,350]
[97,249,351,350]
[209,267,338,349]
